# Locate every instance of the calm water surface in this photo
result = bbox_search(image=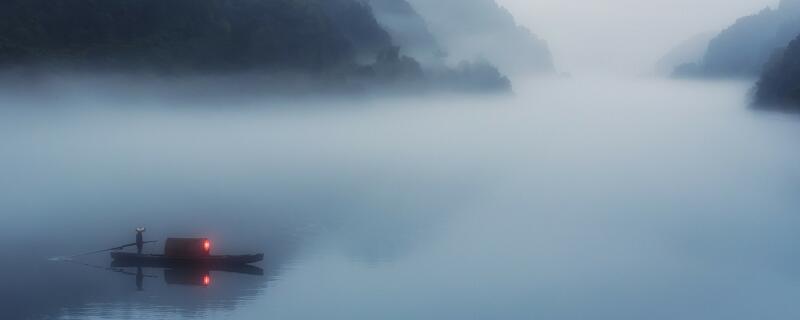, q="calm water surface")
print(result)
[2,76,800,319]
